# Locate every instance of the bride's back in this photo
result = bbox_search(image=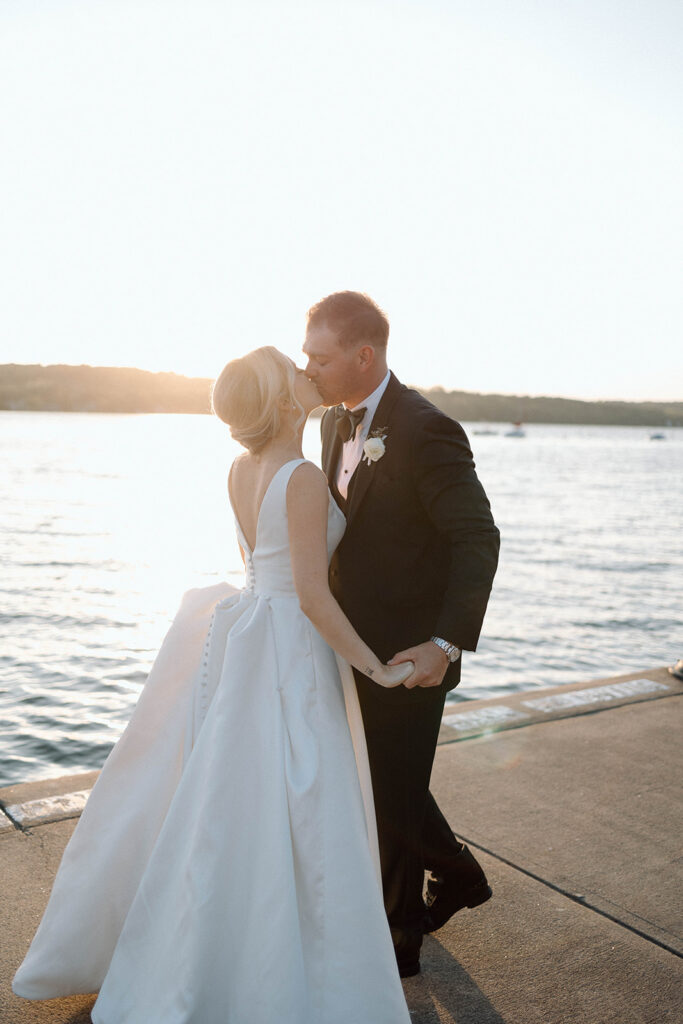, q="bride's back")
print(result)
[229,453,293,554]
